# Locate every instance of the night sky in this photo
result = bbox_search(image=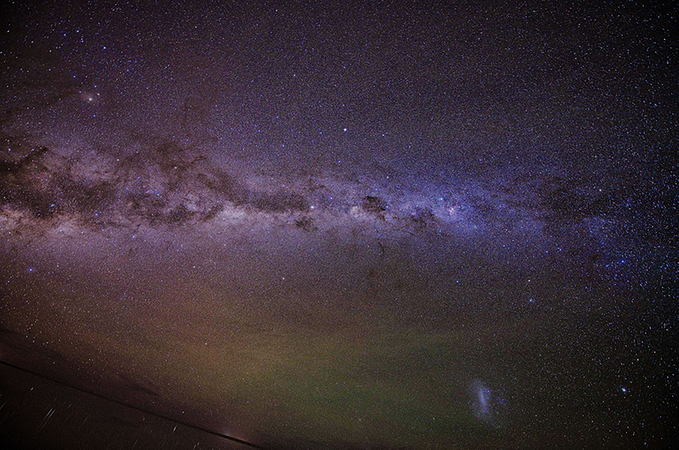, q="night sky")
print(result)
[0,0,677,448]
